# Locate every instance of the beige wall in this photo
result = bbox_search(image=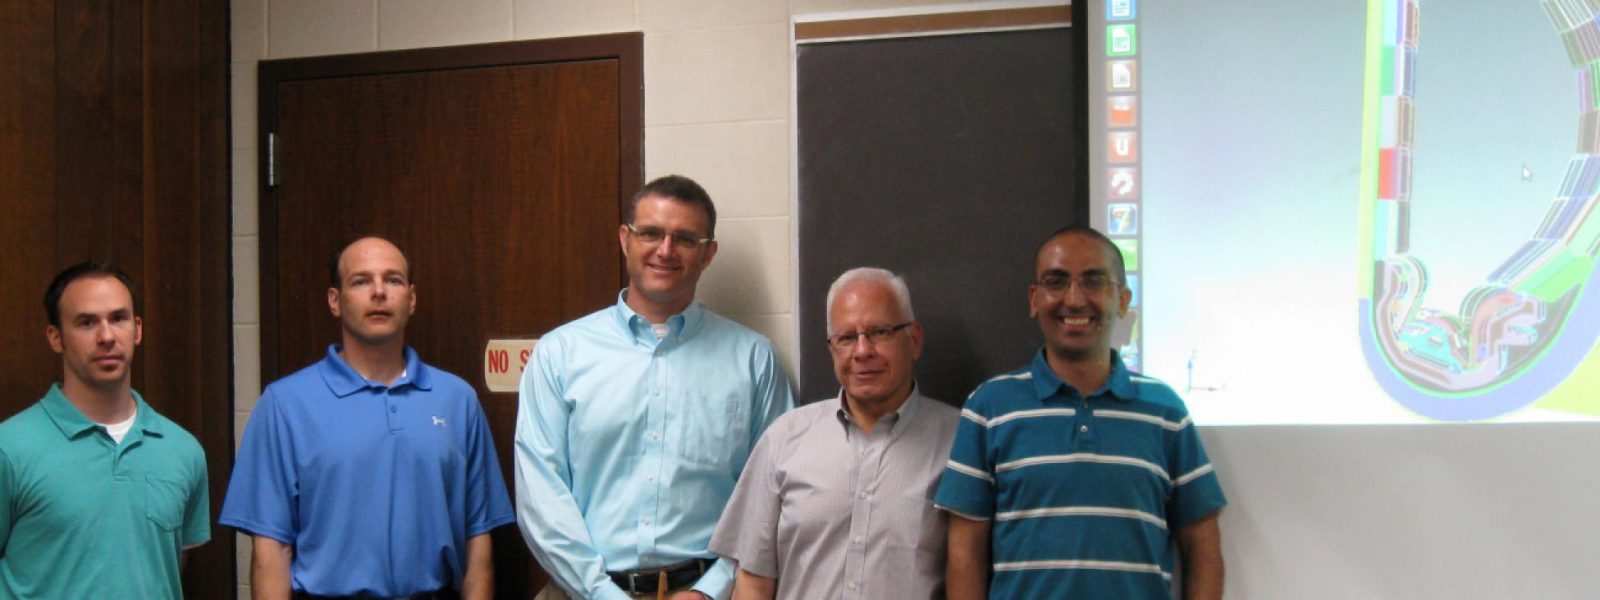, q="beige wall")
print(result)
[230,0,985,595]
